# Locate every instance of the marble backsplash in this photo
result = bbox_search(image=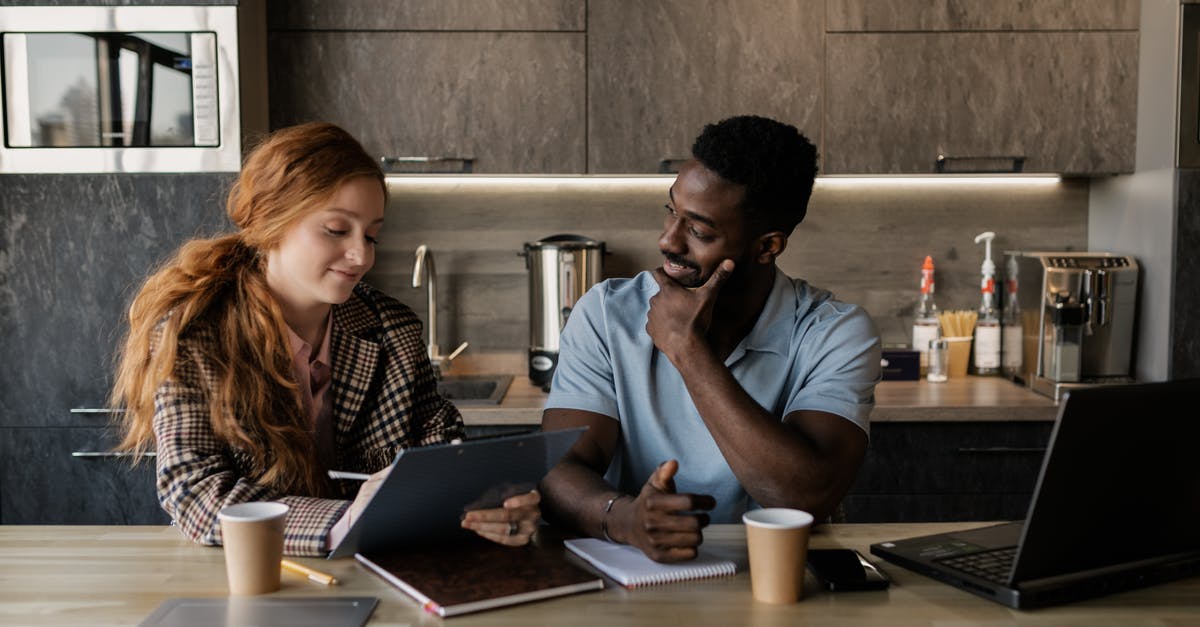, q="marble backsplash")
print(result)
[370,176,1088,353]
